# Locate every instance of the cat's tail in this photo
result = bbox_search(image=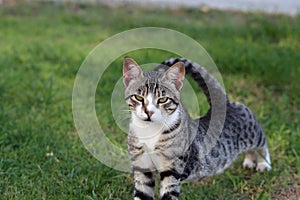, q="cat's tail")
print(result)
[155,58,229,106]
